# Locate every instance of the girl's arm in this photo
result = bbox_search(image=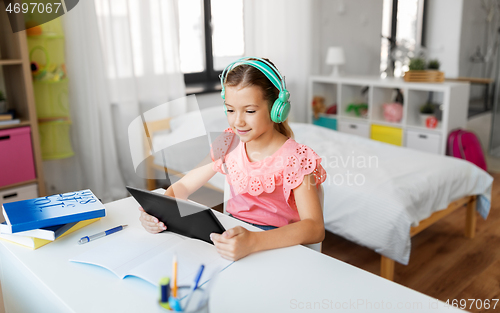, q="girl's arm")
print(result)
[164,154,218,199]
[140,154,217,233]
[211,174,325,260]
